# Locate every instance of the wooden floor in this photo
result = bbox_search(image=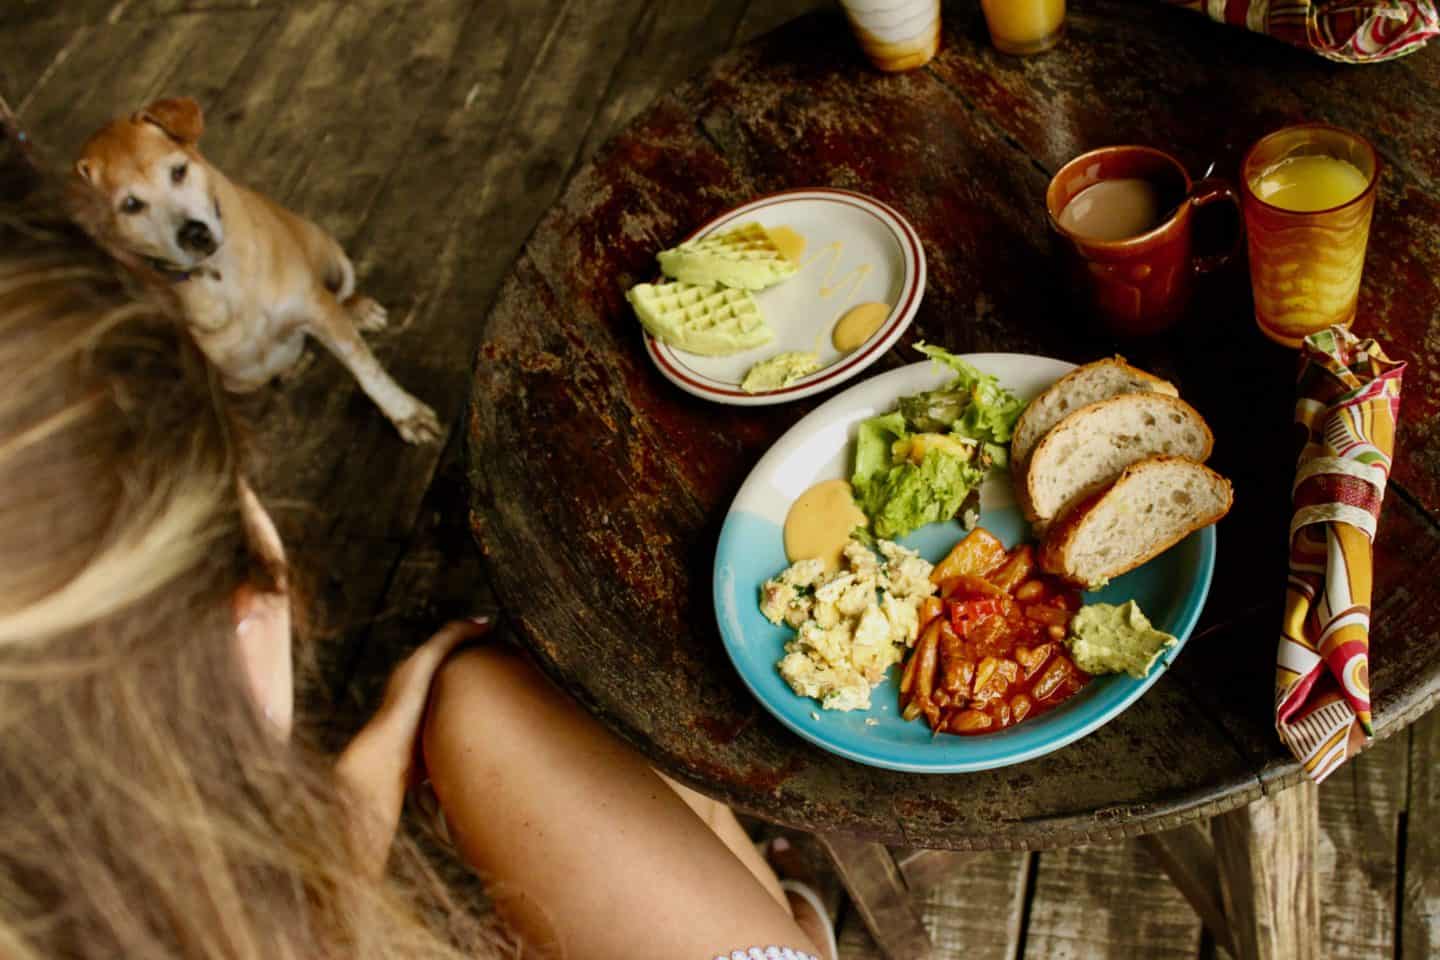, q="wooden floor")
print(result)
[3,1,1436,957]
